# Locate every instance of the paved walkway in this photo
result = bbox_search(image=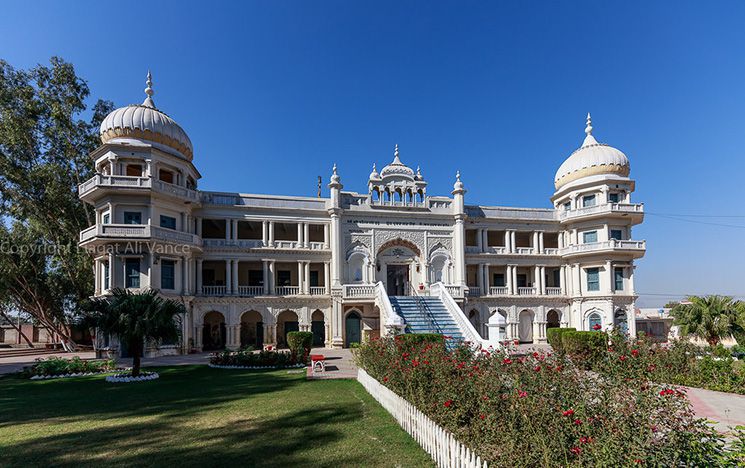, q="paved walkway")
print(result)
[306,347,357,379]
[684,386,745,434]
